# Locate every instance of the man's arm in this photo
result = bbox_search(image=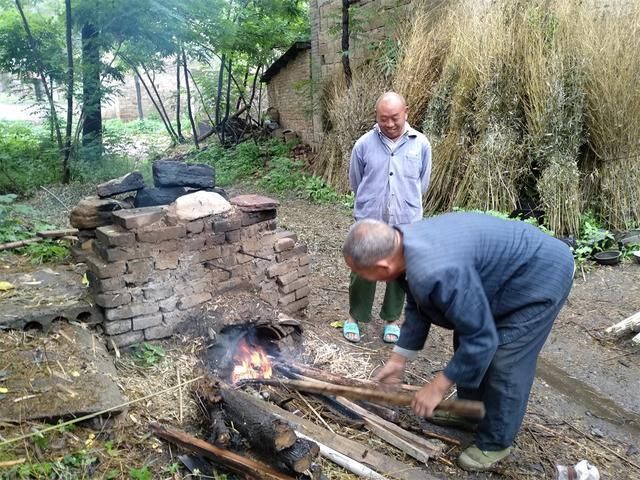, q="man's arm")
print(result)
[419,139,432,194]
[427,265,499,389]
[348,141,364,193]
[393,289,431,360]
